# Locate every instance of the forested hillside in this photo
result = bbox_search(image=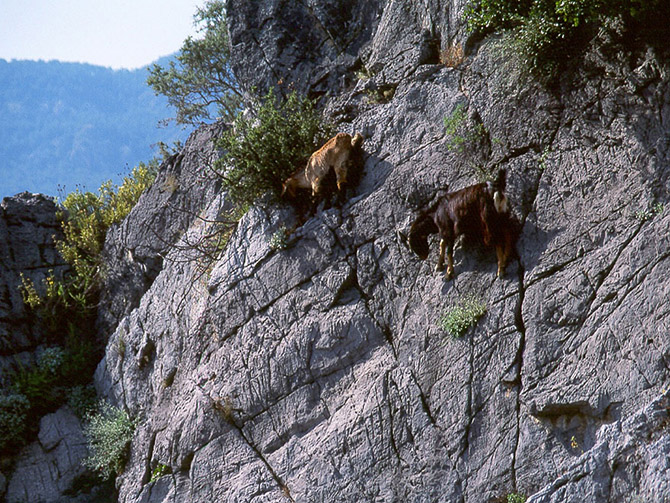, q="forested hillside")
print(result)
[0,58,188,198]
